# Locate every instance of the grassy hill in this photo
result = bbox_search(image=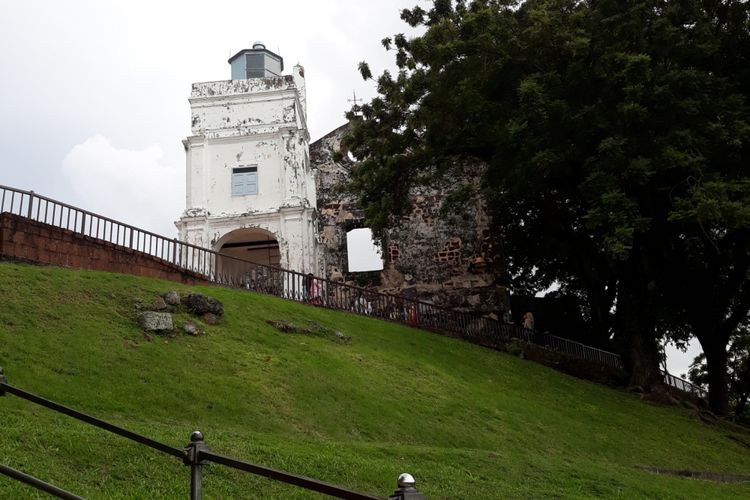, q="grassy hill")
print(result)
[0,261,749,499]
